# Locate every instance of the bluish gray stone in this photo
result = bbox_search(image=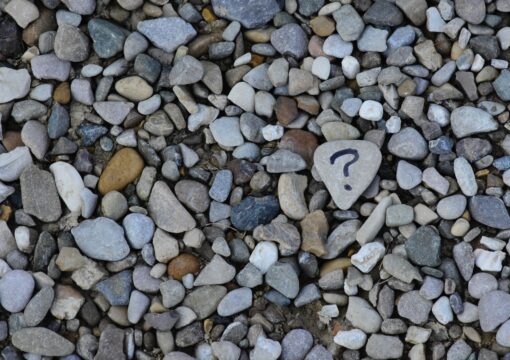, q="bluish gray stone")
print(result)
[137,17,197,53]
[406,226,441,267]
[48,103,70,139]
[231,196,280,231]
[95,270,132,306]
[211,0,281,29]
[469,196,510,230]
[88,19,127,58]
